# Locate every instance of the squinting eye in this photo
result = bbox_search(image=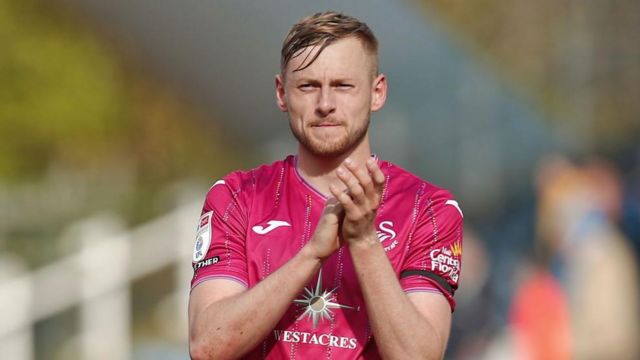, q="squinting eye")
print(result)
[298,84,314,90]
[337,84,353,89]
